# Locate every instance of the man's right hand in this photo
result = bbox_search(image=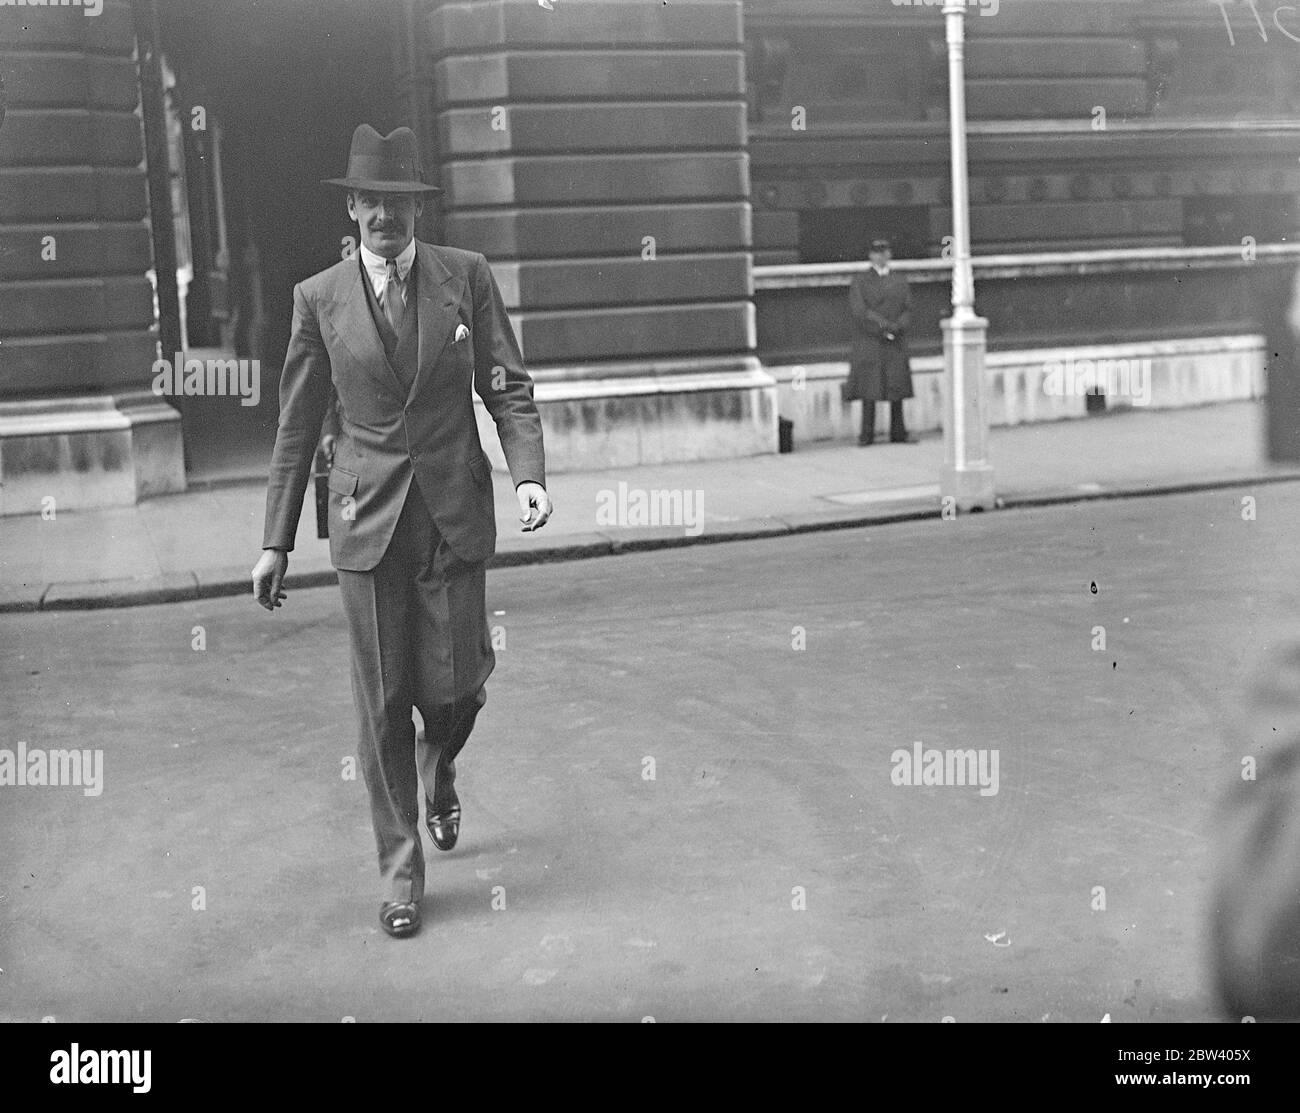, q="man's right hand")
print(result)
[252,549,289,611]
